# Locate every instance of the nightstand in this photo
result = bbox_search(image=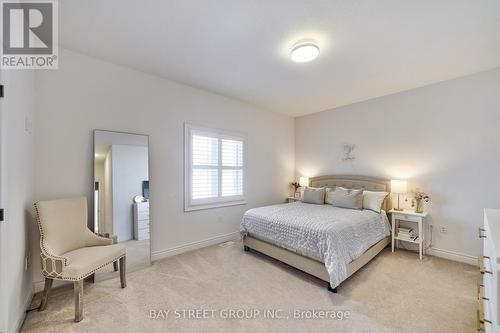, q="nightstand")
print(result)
[287,196,301,203]
[389,209,428,260]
